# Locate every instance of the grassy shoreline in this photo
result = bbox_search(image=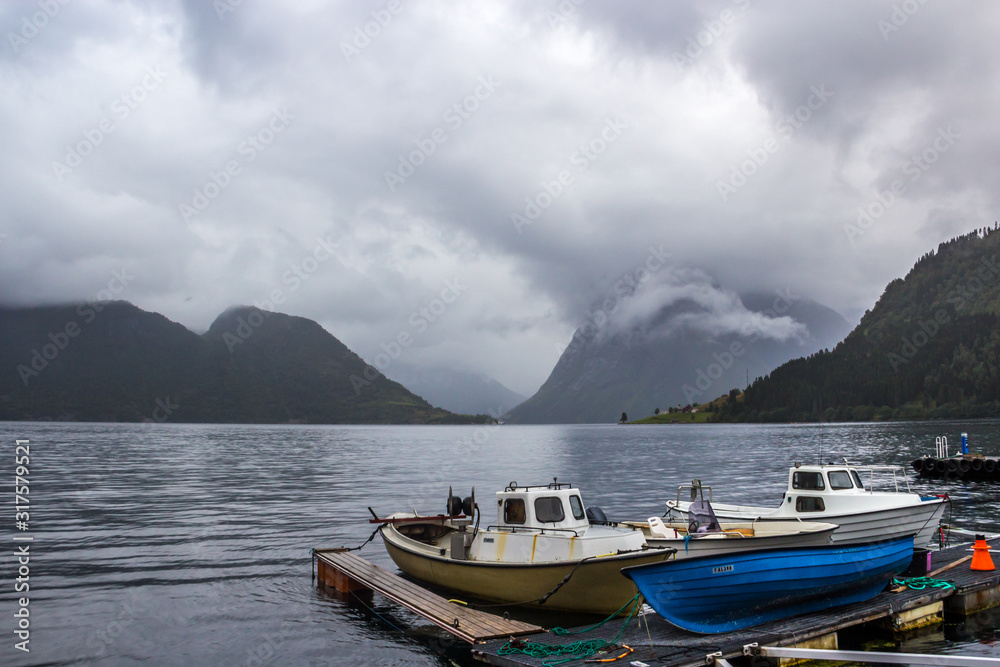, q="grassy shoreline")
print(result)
[629,411,714,424]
